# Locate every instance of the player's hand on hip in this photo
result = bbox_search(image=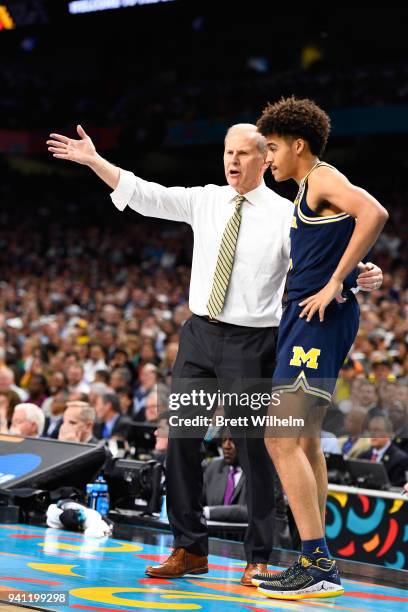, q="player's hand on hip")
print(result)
[356,261,383,292]
[298,278,343,323]
[47,125,96,165]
